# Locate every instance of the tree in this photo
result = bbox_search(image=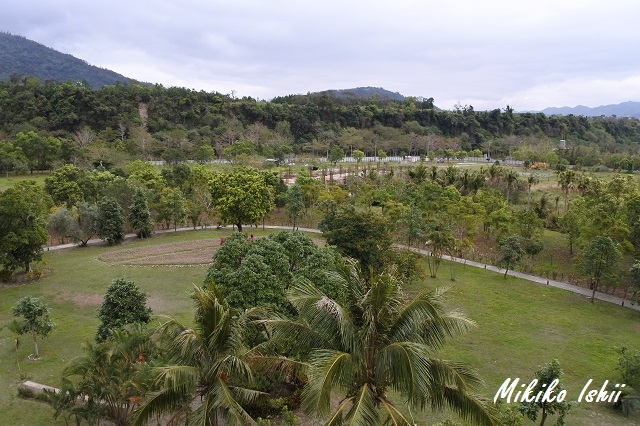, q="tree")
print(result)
[128,188,154,238]
[209,167,274,232]
[328,146,344,165]
[12,296,55,358]
[504,169,519,204]
[14,131,61,172]
[319,206,393,273]
[131,285,260,426]
[263,259,497,425]
[44,164,86,208]
[0,181,52,275]
[498,235,525,278]
[0,140,27,177]
[519,359,571,426]
[612,347,640,416]
[96,278,152,342]
[47,207,79,244]
[55,326,156,426]
[425,219,455,278]
[75,202,100,247]
[205,231,339,314]
[285,184,305,230]
[576,236,622,303]
[96,197,125,245]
